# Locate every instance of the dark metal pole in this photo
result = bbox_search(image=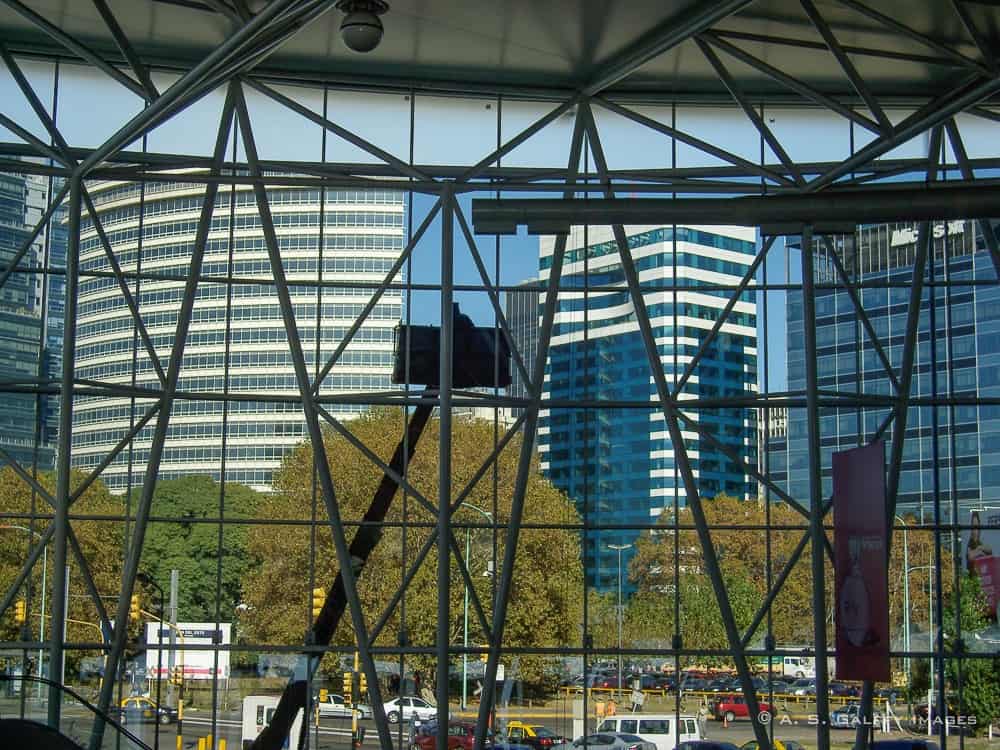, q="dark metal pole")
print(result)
[47,173,80,727]
[800,225,830,750]
[471,184,1000,235]
[437,186,454,750]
